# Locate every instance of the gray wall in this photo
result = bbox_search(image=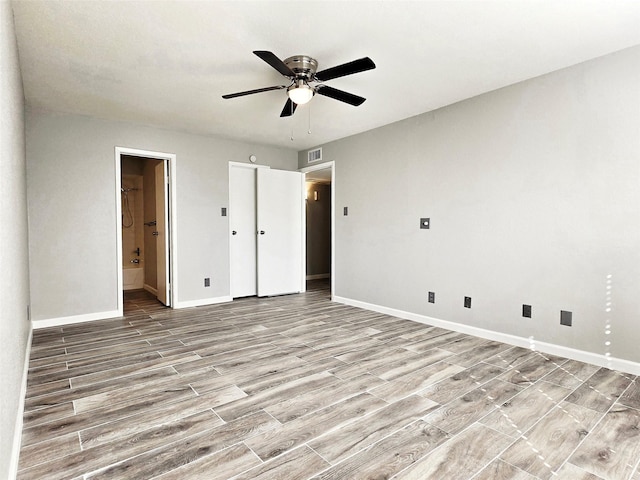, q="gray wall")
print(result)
[26,110,298,320]
[299,45,640,364]
[0,1,31,476]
